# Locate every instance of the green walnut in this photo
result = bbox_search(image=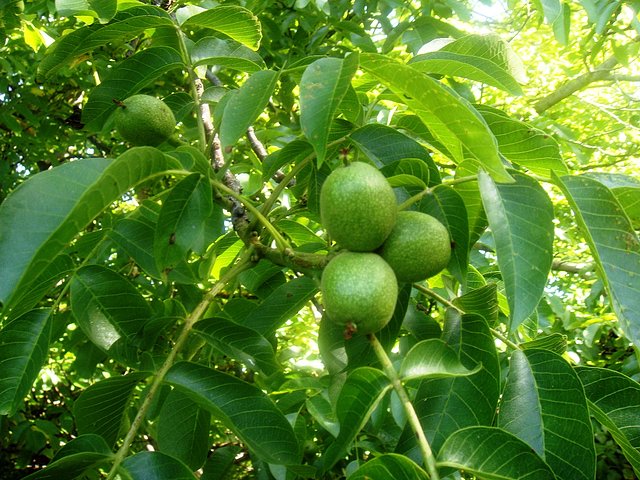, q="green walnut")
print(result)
[114,94,176,147]
[378,210,451,283]
[320,162,397,252]
[321,252,398,336]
